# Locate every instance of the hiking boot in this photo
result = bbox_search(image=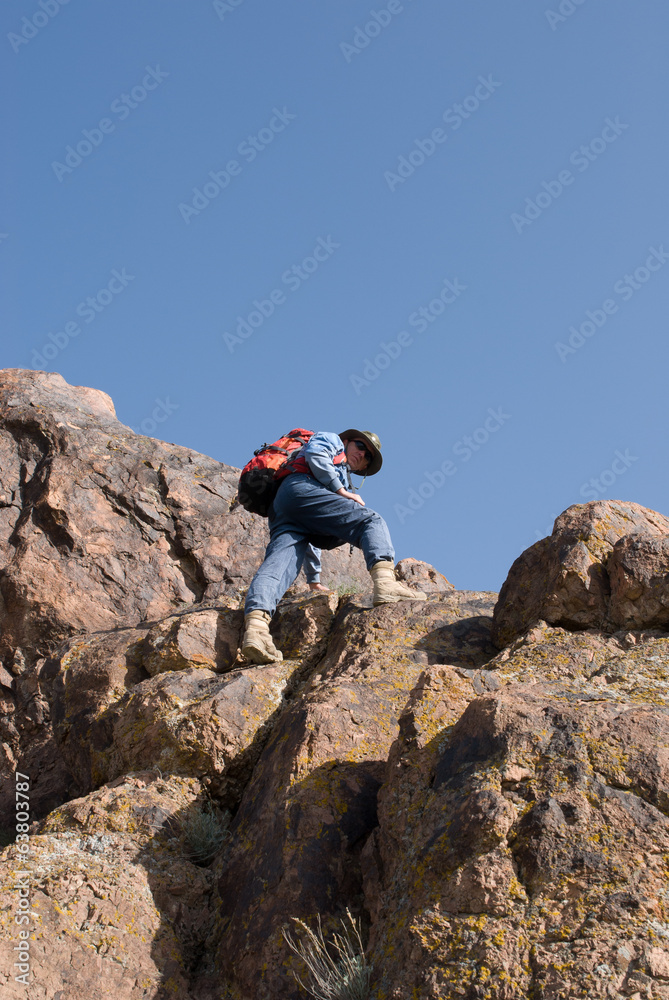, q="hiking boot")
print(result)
[241,610,283,664]
[370,560,428,606]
